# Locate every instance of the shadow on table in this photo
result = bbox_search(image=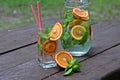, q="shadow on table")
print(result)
[101,68,120,80]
